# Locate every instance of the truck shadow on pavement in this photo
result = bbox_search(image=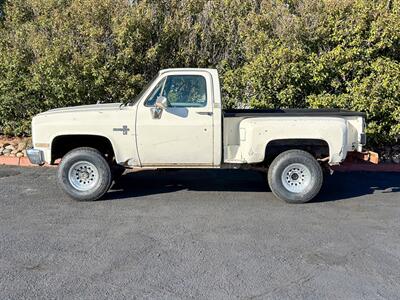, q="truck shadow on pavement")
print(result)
[313,171,400,203]
[104,169,400,203]
[105,169,268,200]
